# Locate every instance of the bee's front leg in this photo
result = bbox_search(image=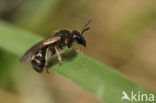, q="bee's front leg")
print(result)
[71,44,83,54]
[55,46,62,66]
[45,47,52,73]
